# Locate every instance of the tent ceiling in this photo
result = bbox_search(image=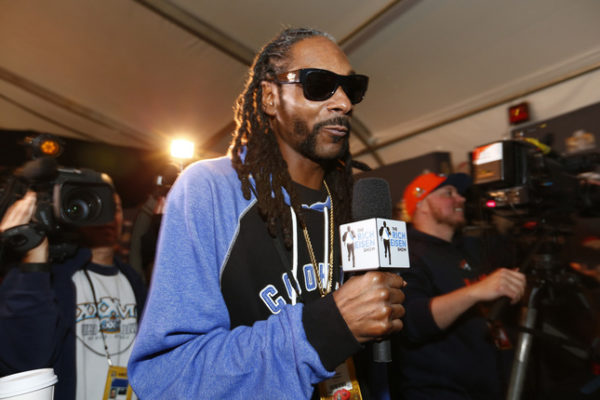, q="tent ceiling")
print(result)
[1,0,599,167]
